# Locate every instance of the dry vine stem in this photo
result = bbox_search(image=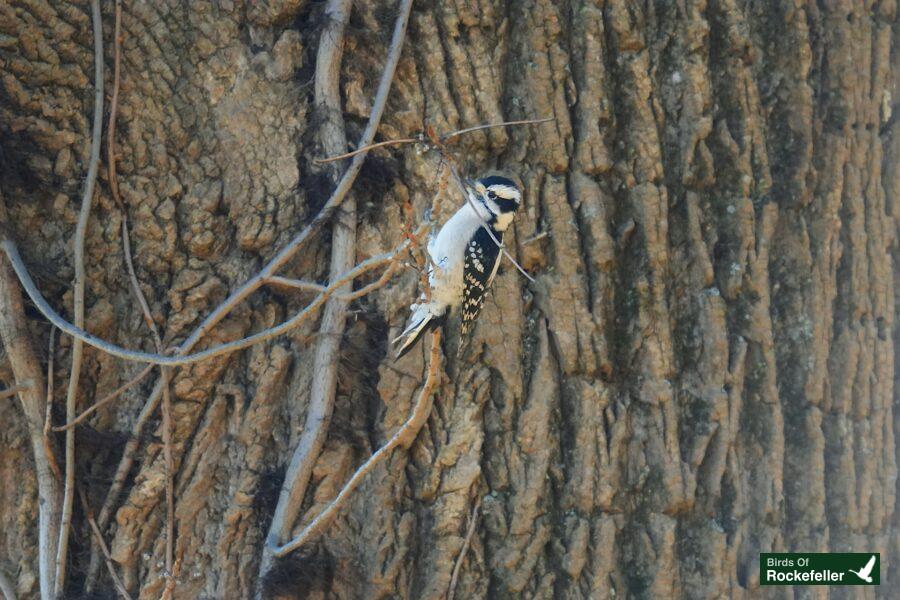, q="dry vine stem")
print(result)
[269,166,446,563]
[266,0,355,554]
[4,240,411,367]
[315,117,554,164]
[99,0,174,582]
[271,329,443,557]
[0,385,27,400]
[54,364,154,432]
[42,329,62,483]
[54,0,103,595]
[447,496,482,600]
[0,228,59,600]
[78,488,132,600]
[259,0,414,586]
